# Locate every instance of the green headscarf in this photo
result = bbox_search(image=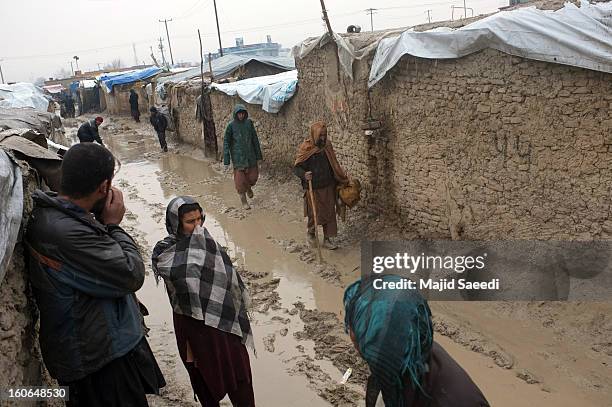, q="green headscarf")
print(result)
[344,274,433,407]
